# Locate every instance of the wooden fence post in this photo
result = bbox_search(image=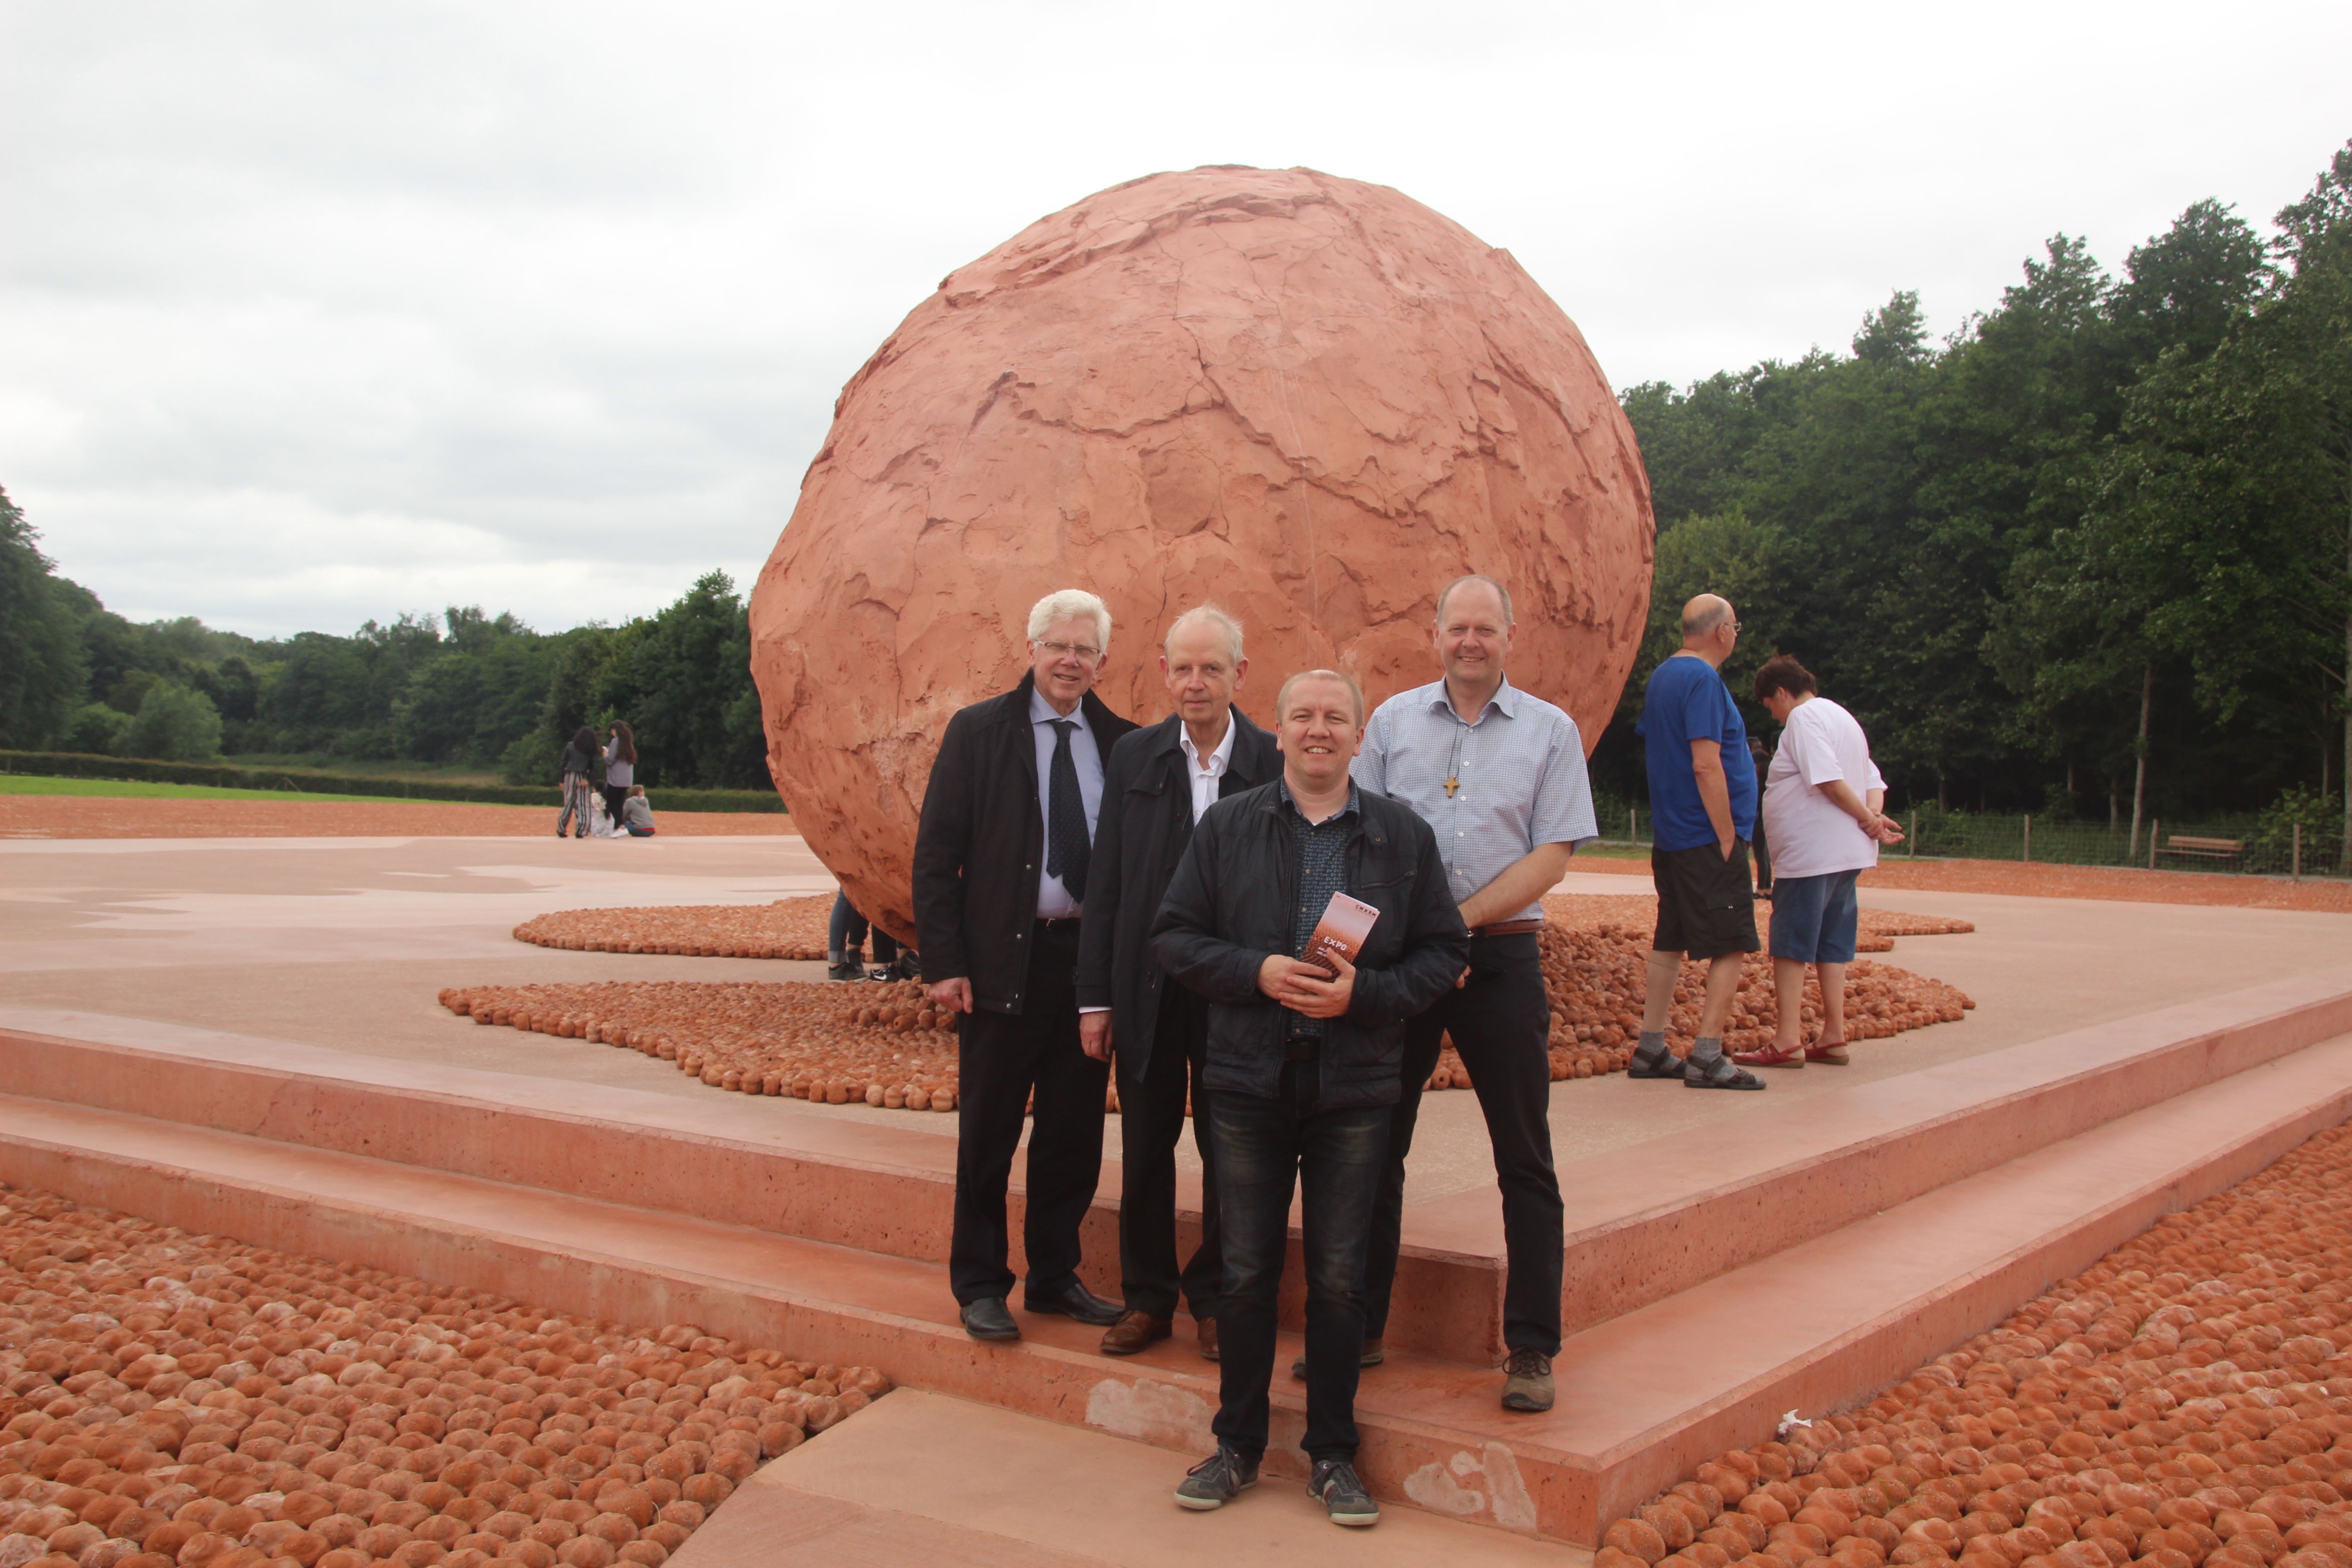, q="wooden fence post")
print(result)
[2023,814,2032,862]
[2149,819,2160,871]
[2293,823,2302,882]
